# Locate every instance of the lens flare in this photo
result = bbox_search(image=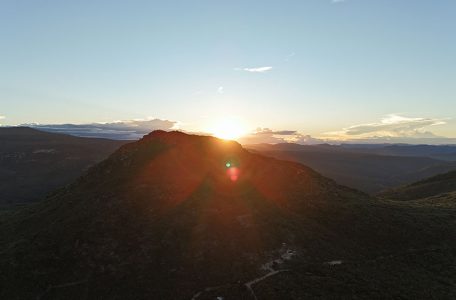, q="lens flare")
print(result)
[226,167,239,182]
